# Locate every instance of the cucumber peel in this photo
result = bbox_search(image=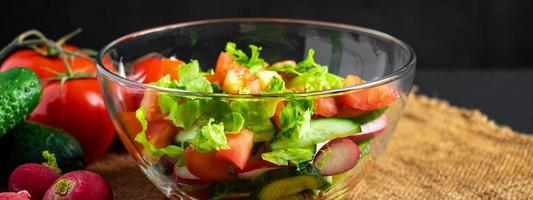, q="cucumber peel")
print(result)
[0,68,42,137]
